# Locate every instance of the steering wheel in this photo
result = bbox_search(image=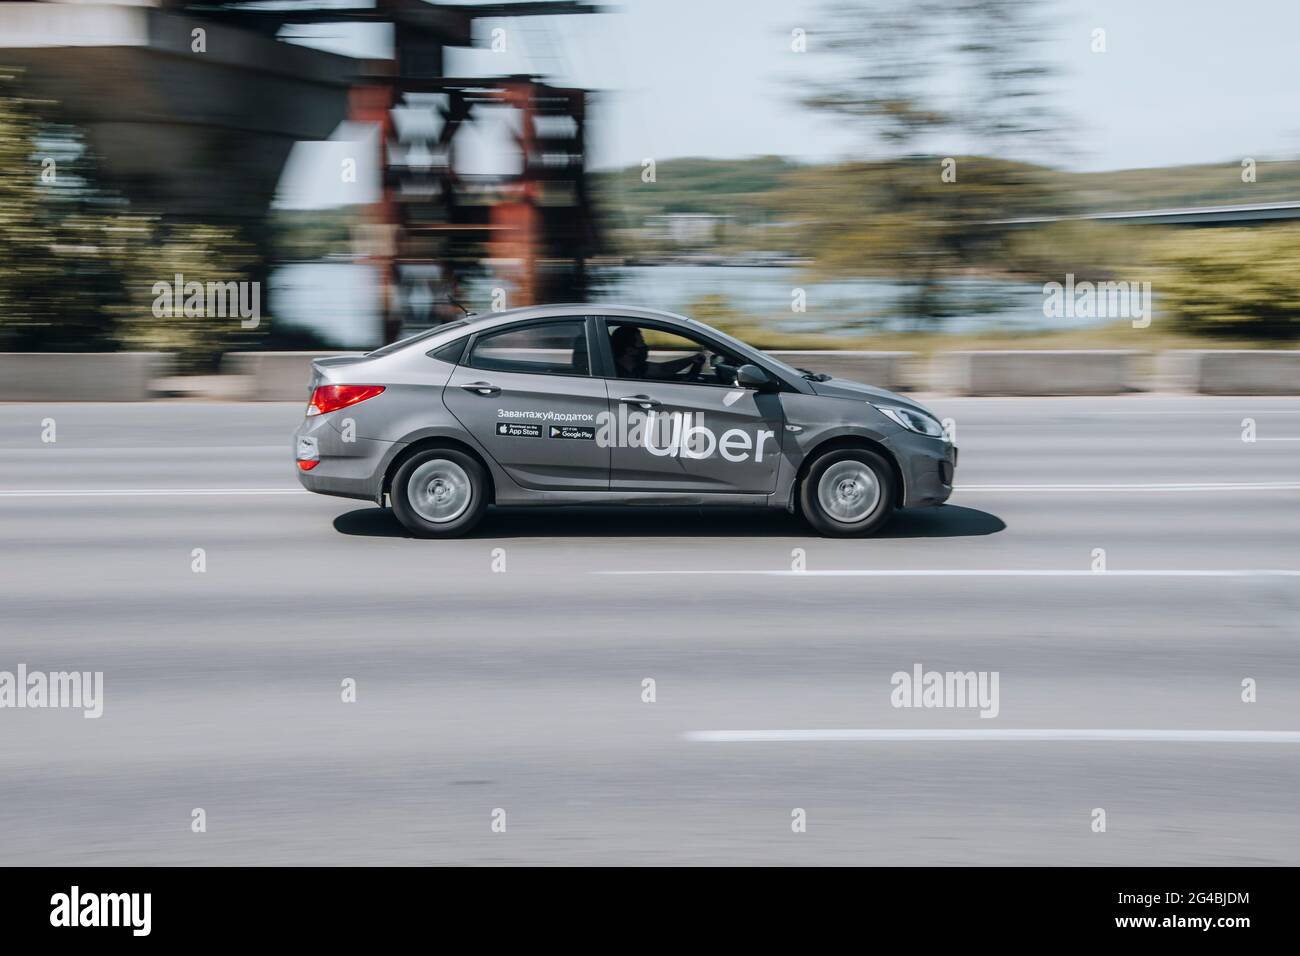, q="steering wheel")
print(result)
[679,352,707,381]
[707,352,740,385]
